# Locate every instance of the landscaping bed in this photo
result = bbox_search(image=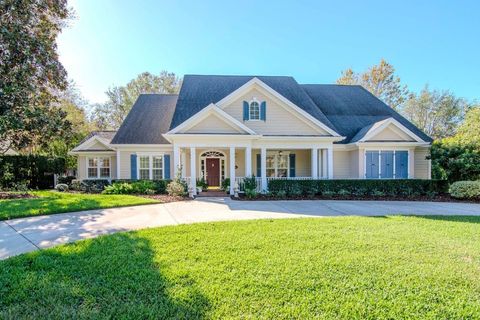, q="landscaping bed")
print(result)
[1,217,480,318]
[0,192,37,200]
[141,194,190,203]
